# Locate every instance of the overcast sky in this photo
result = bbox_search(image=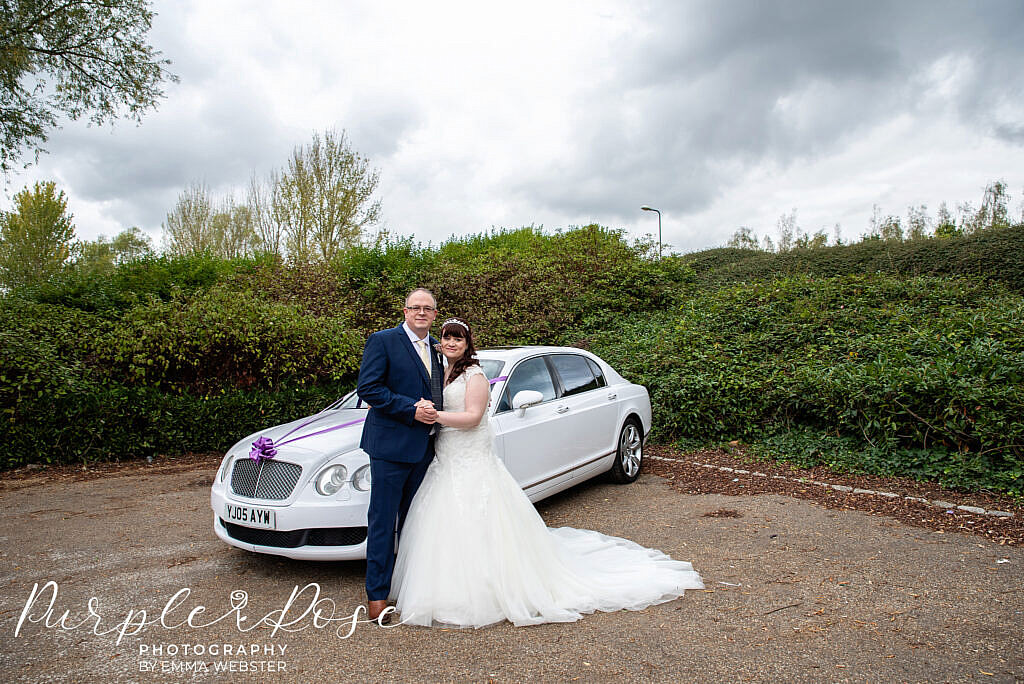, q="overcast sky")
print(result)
[6,0,1024,253]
